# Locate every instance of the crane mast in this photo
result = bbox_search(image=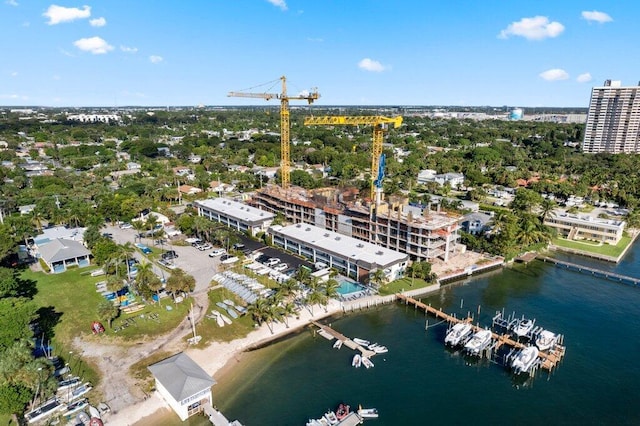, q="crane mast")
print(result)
[303,115,402,200]
[228,76,319,189]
